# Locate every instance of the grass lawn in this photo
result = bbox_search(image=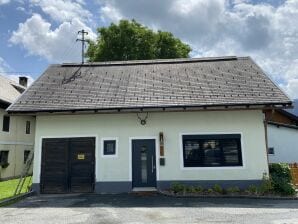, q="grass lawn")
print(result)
[0,177,32,201]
